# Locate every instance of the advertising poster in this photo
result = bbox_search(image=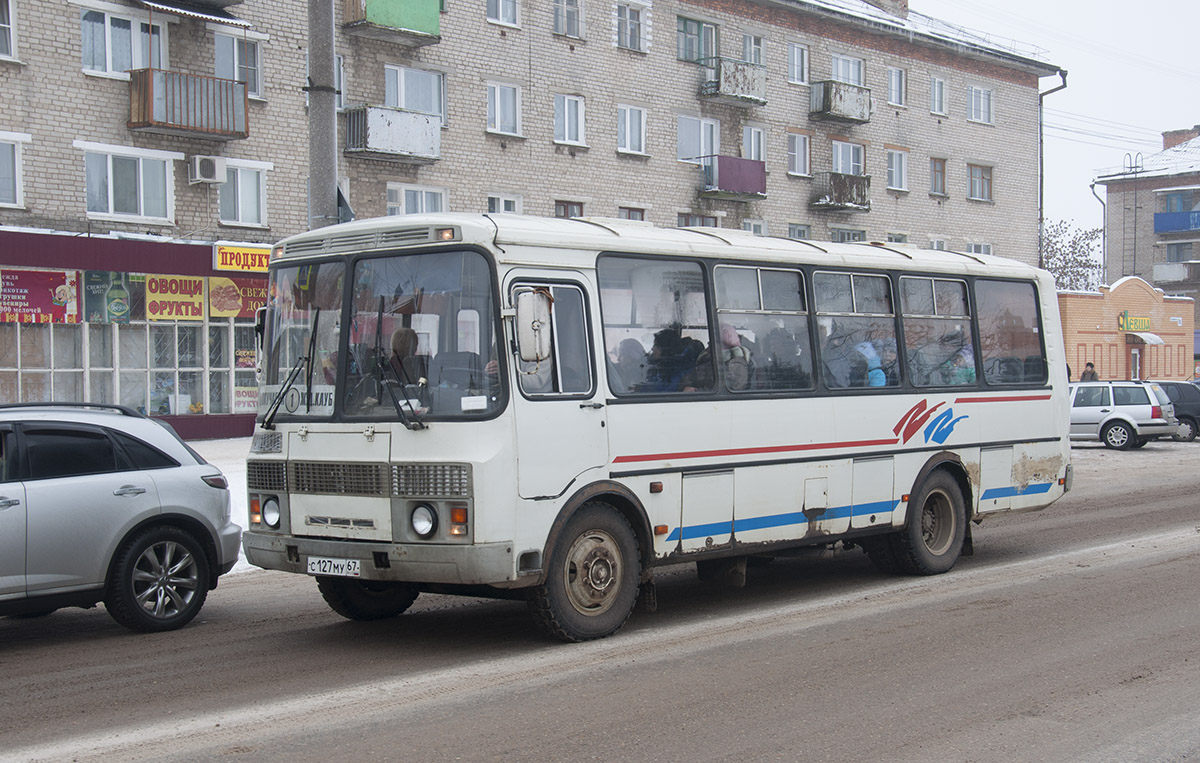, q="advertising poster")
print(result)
[232,385,259,413]
[209,276,269,319]
[0,269,80,324]
[146,275,205,321]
